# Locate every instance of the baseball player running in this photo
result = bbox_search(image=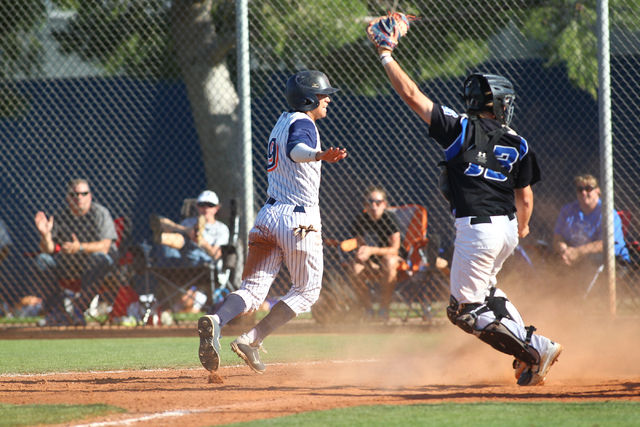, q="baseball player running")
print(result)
[366,14,562,386]
[198,70,347,374]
